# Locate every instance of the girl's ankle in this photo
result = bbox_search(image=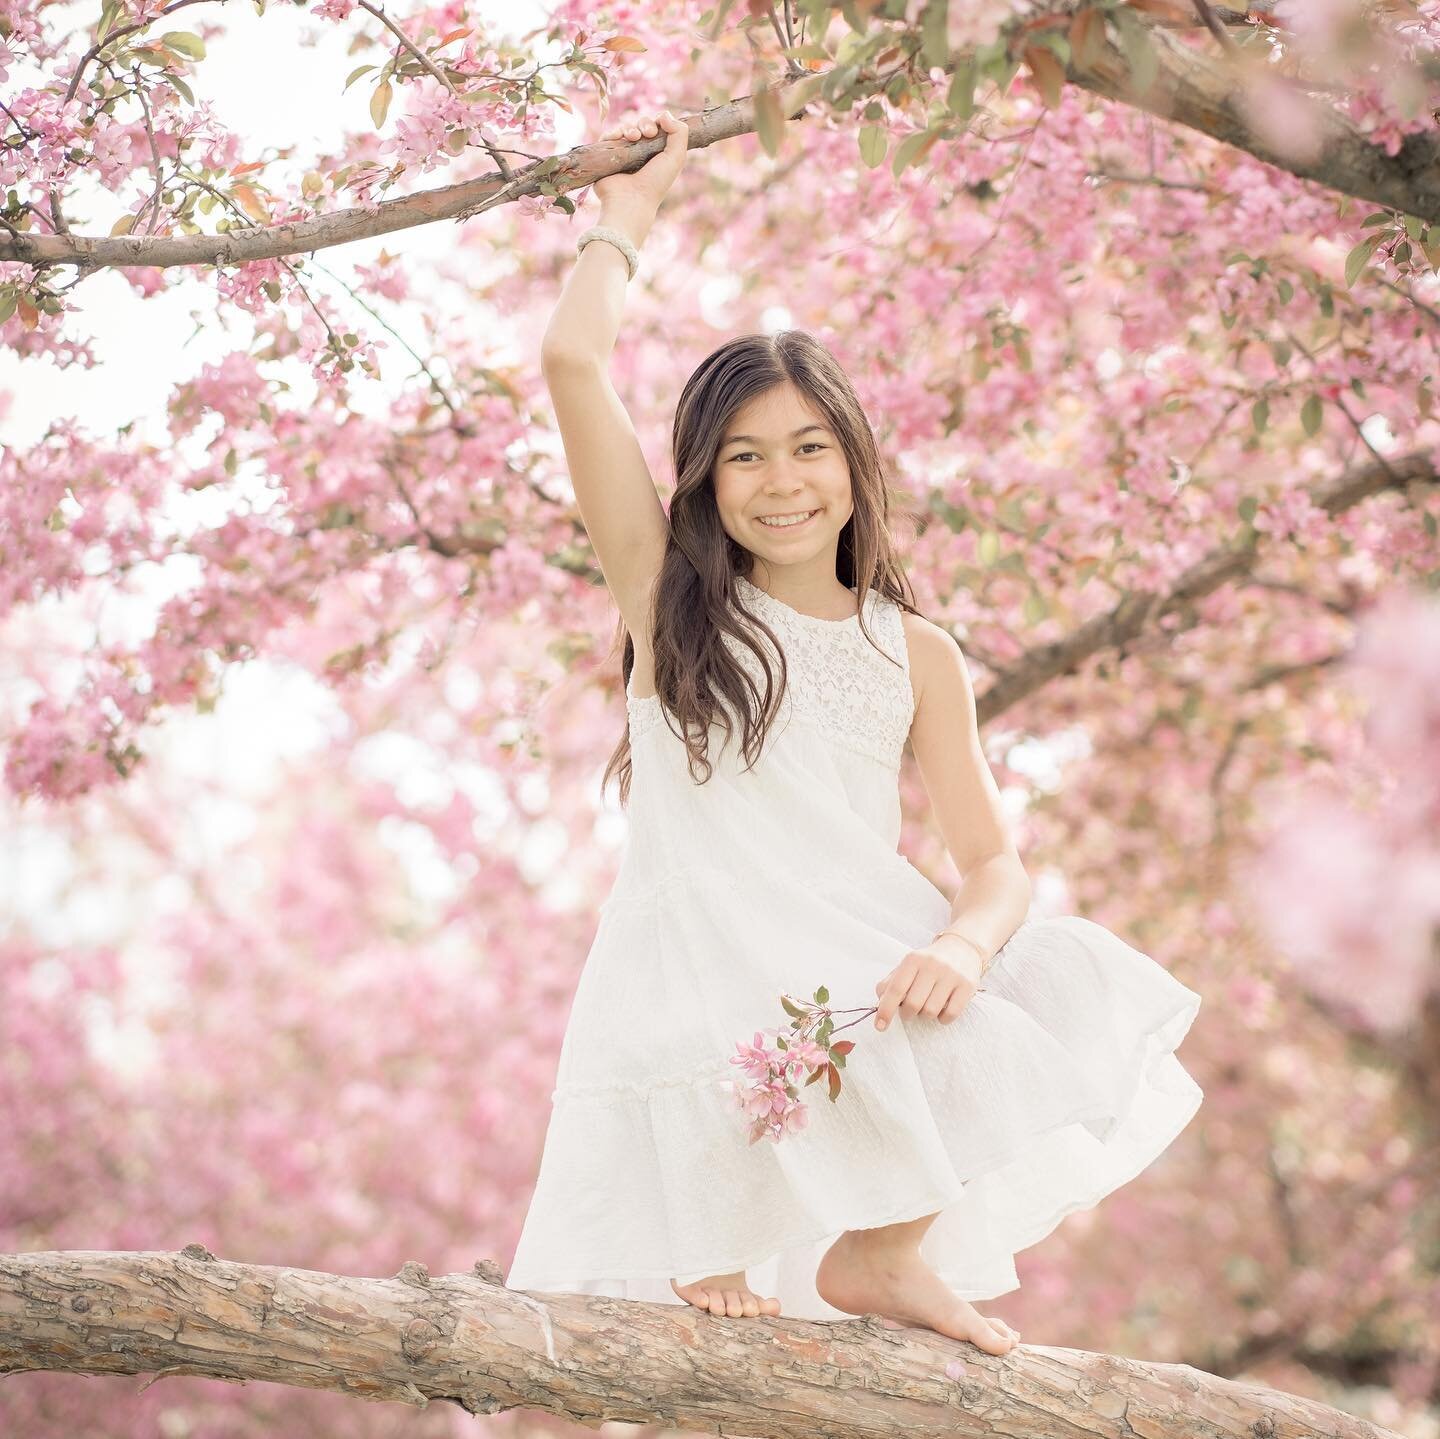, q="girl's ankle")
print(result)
[843,1229,920,1258]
